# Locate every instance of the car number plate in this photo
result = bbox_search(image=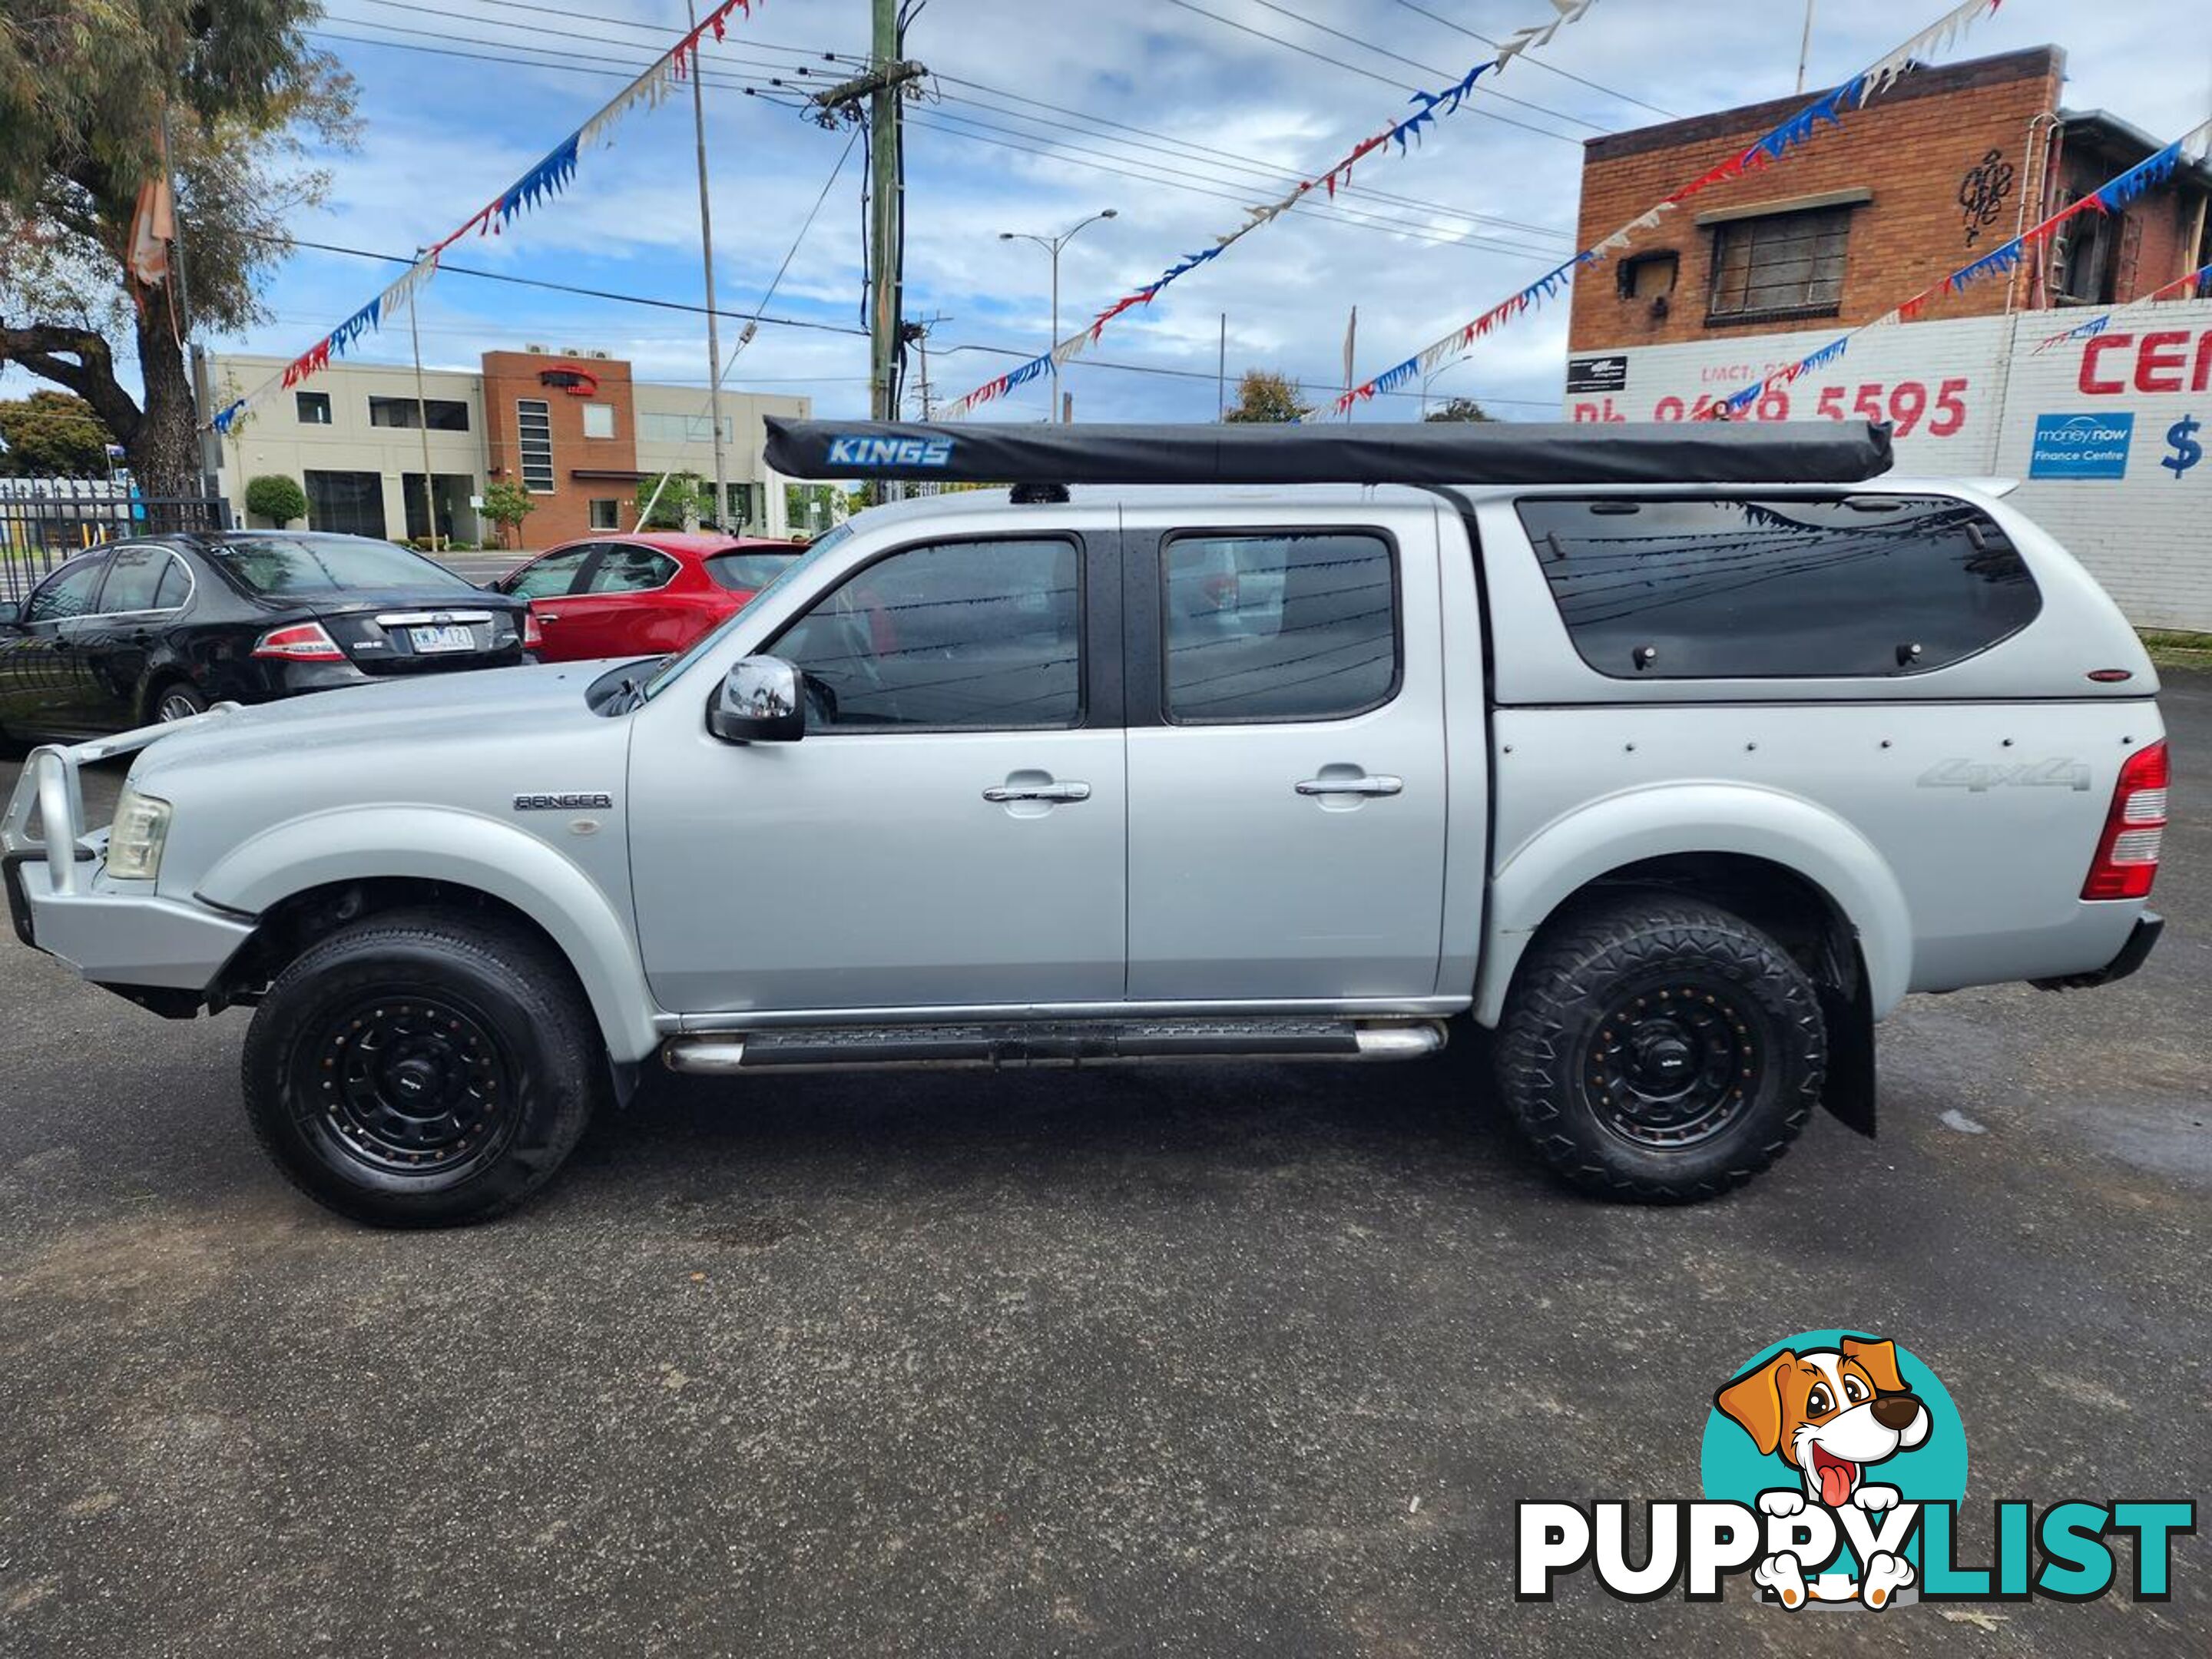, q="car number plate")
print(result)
[410,624,476,654]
